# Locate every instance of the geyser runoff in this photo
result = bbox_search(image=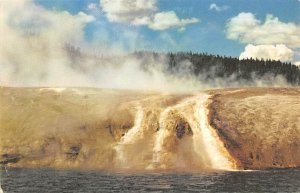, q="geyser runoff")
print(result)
[3,87,298,171]
[113,93,236,171]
